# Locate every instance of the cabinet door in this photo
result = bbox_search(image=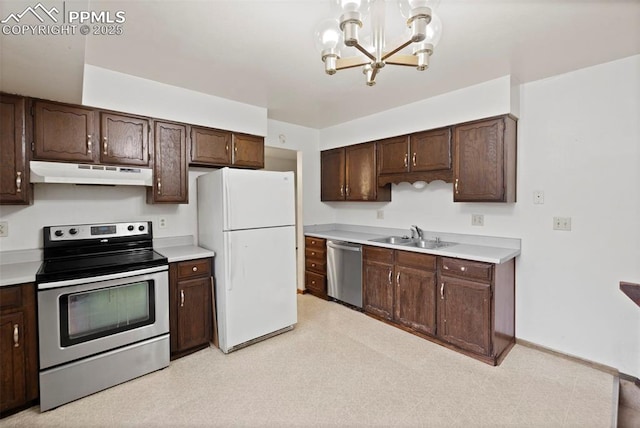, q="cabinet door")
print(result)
[410,127,451,172]
[453,117,507,202]
[321,148,345,201]
[190,126,231,166]
[0,95,30,204]
[438,276,491,356]
[378,136,409,175]
[151,121,188,203]
[363,261,394,320]
[232,133,264,169]
[100,112,149,166]
[394,266,437,336]
[345,143,378,201]
[0,312,26,413]
[176,277,212,352]
[33,101,97,163]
